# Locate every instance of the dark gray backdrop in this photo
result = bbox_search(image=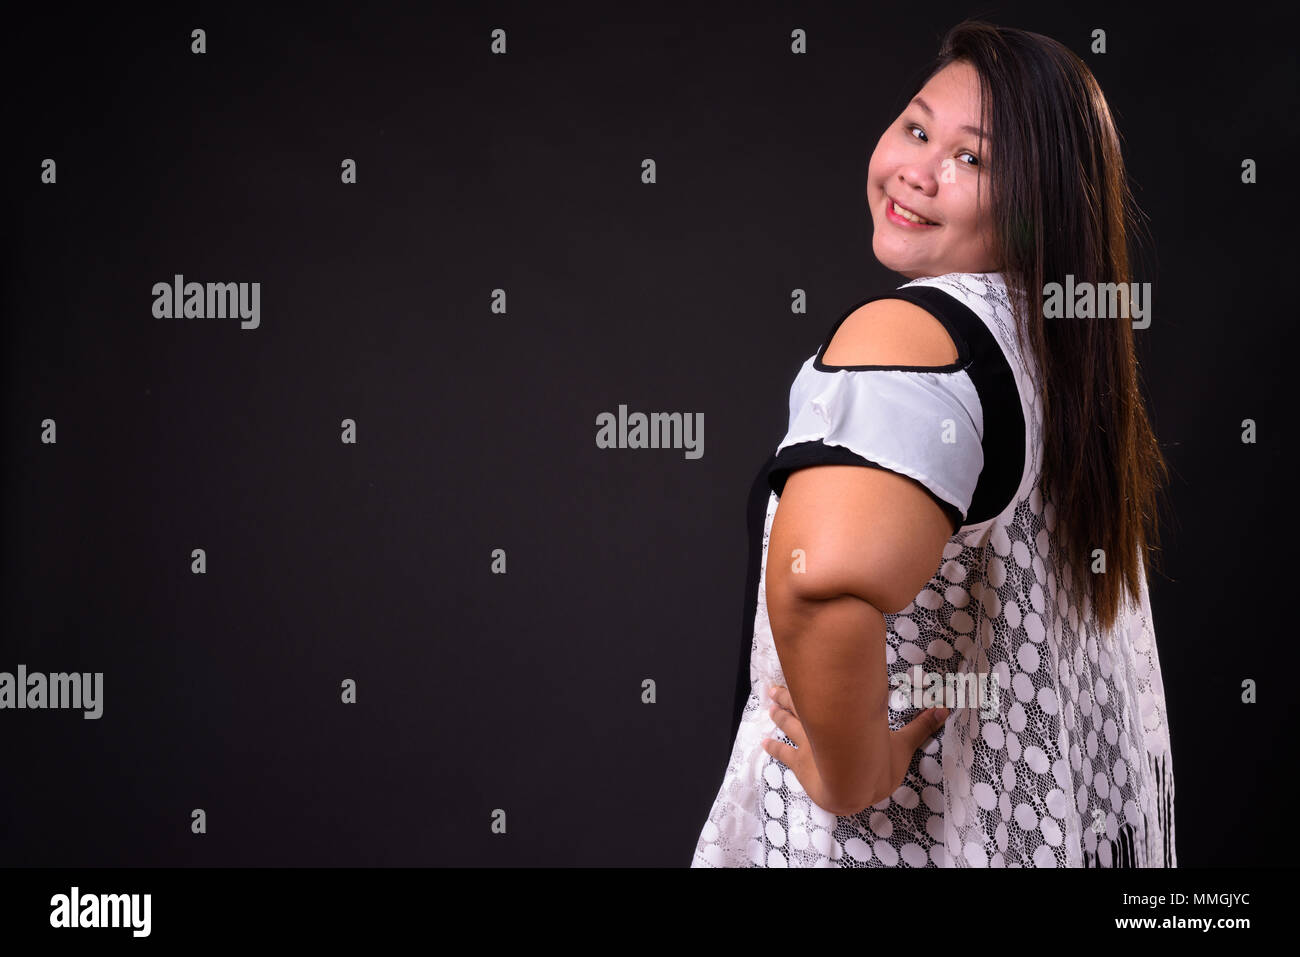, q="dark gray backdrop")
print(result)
[2,1,1294,866]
